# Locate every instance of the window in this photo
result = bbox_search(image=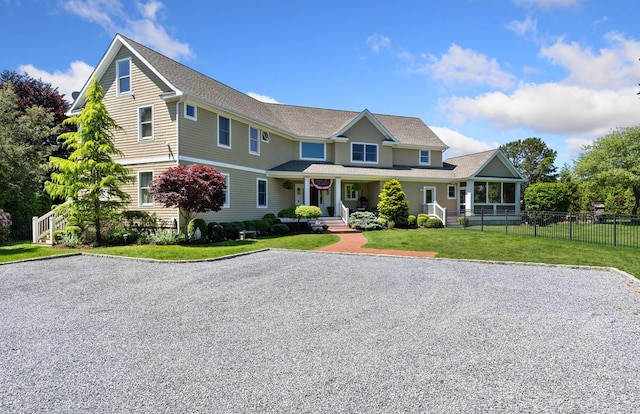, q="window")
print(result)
[300,142,325,160]
[218,115,231,148]
[503,183,516,203]
[249,127,260,155]
[345,185,359,200]
[473,182,517,204]
[351,143,378,163]
[138,106,153,141]
[221,173,230,208]
[257,178,268,208]
[448,185,456,199]
[185,104,197,120]
[139,171,153,206]
[474,182,487,203]
[116,58,131,95]
[420,150,431,165]
[489,182,502,203]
